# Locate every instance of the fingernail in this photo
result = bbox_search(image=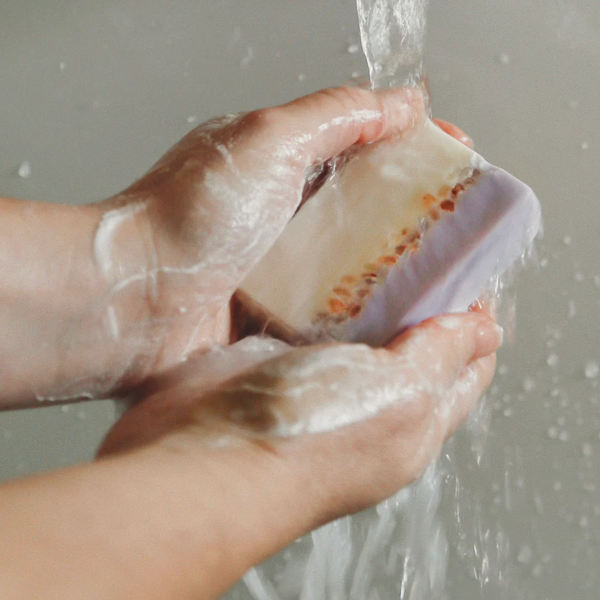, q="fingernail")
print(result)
[476,320,504,357]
